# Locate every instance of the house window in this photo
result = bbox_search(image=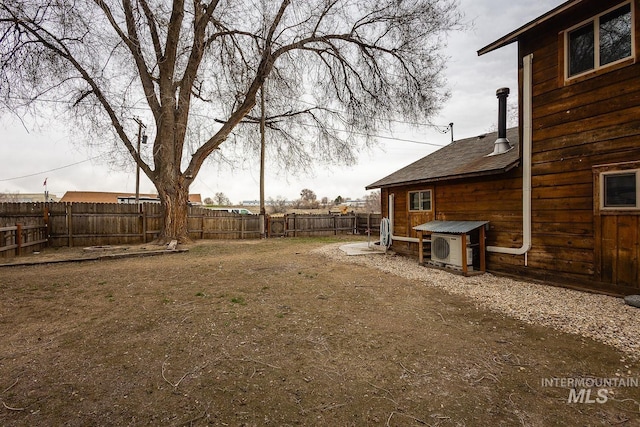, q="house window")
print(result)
[566,2,633,78]
[409,190,432,211]
[601,170,639,209]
